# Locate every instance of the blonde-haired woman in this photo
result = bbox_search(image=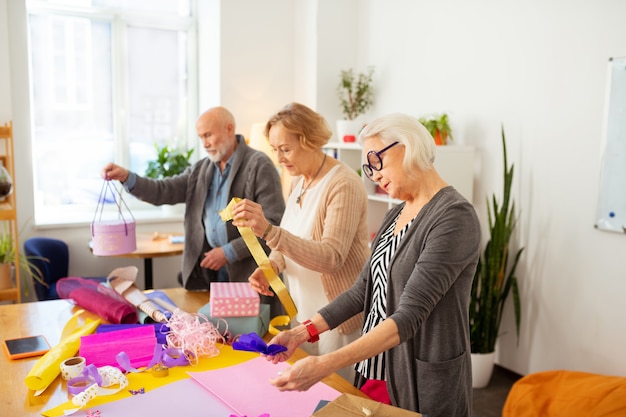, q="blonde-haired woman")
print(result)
[232,102,369,382]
